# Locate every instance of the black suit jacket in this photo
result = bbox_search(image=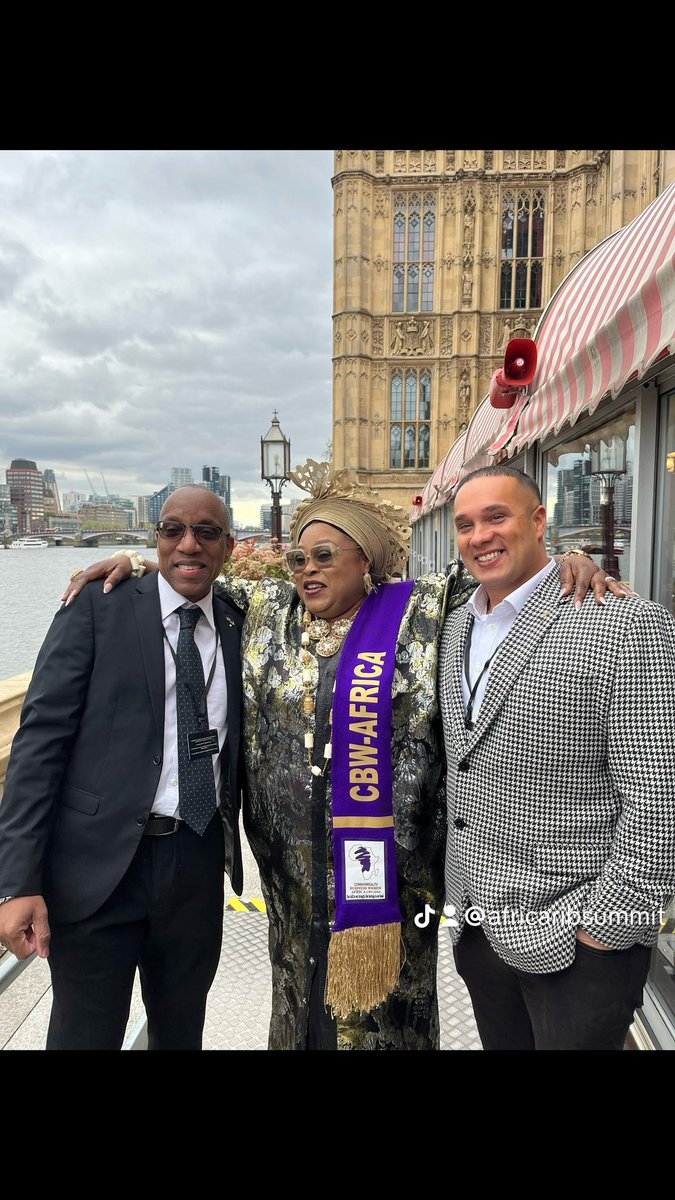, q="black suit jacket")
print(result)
[0,571,245,923]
